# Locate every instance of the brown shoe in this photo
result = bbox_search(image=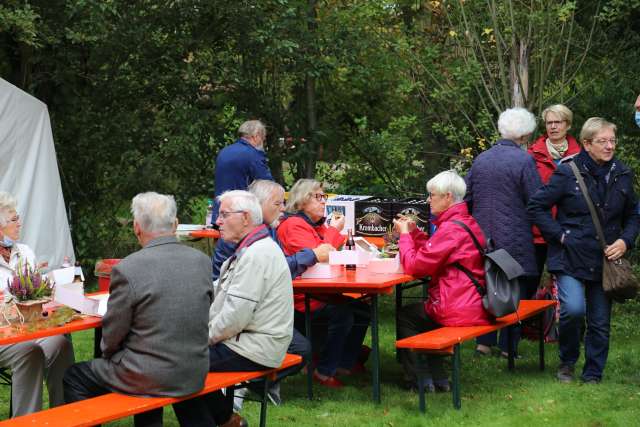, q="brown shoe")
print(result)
[220,413,248,427]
